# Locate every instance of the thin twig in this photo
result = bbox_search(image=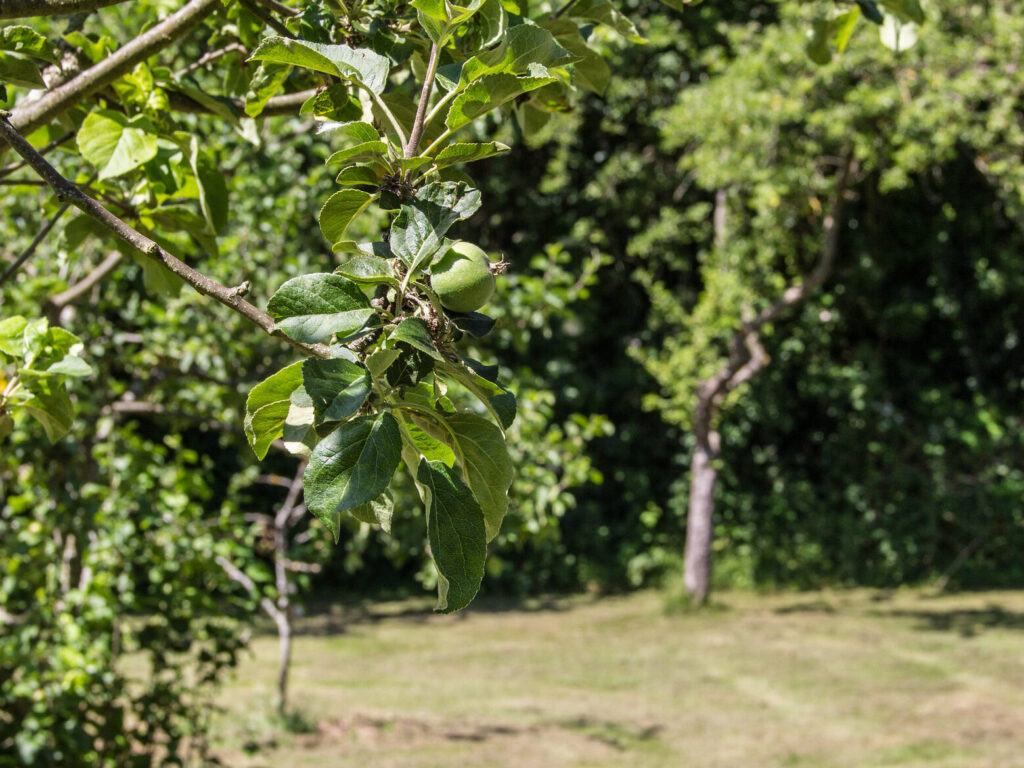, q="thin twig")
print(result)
[174,42,247,79]
[0,200,72,287]
[249,0,299,17]
[405,43,440,159]
[0,130,73,180]
[48,251,124,308]
[164,87,317,118]
[240,0,293,37]
[551,0,580,19]
[0,114,330,359]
